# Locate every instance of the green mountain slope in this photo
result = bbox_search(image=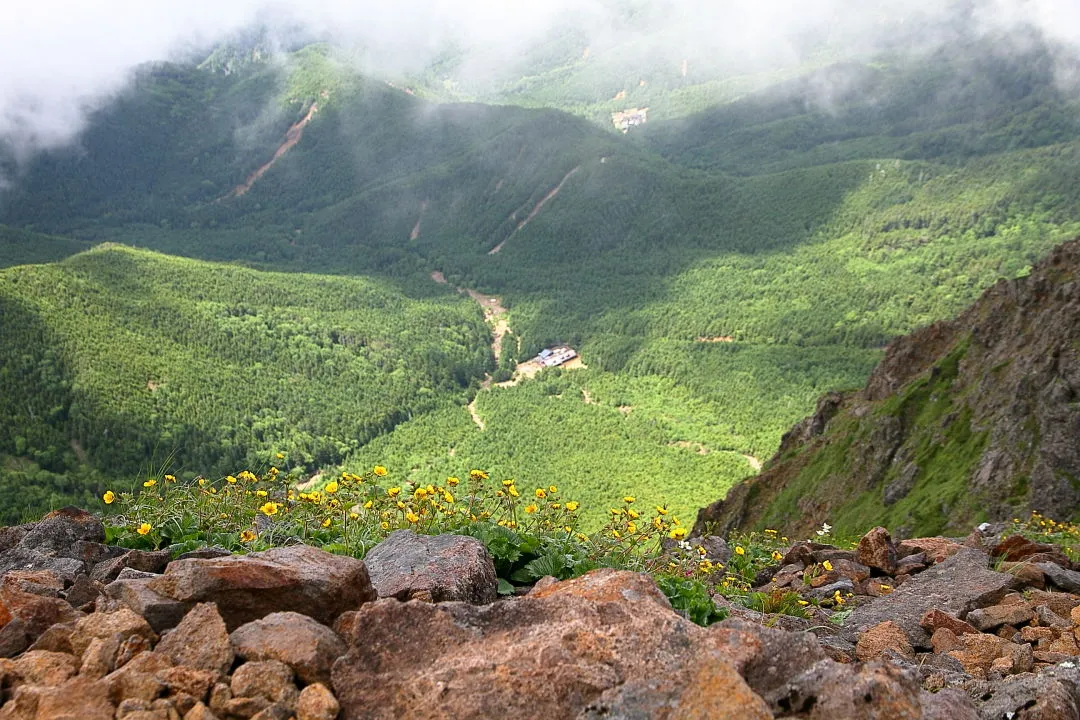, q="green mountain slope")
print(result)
[0,245,489,523]
[695,238,1080,538]
[2,37,1080,525]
